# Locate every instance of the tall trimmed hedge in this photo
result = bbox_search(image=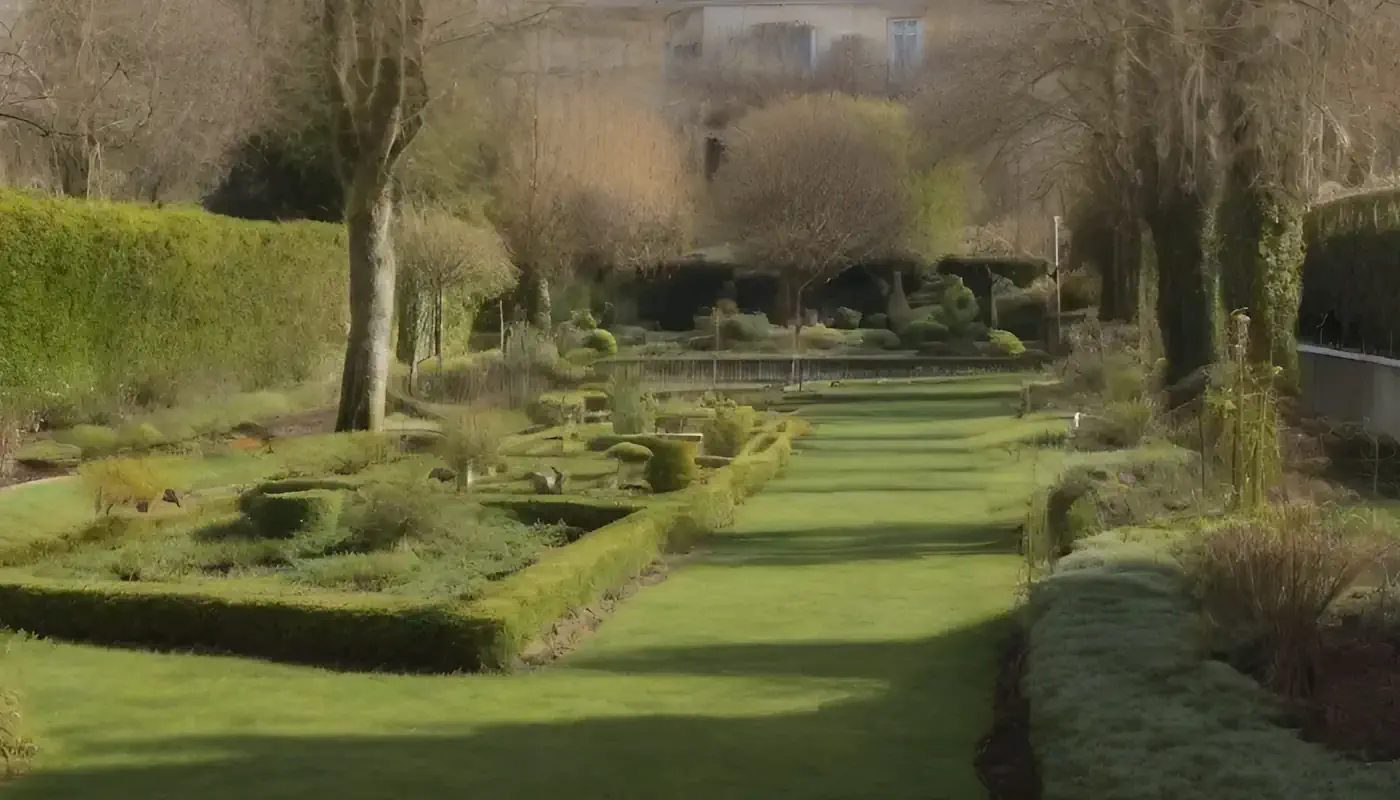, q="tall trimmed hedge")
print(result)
[0,191,347,403]
[1301,189,1400,350]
